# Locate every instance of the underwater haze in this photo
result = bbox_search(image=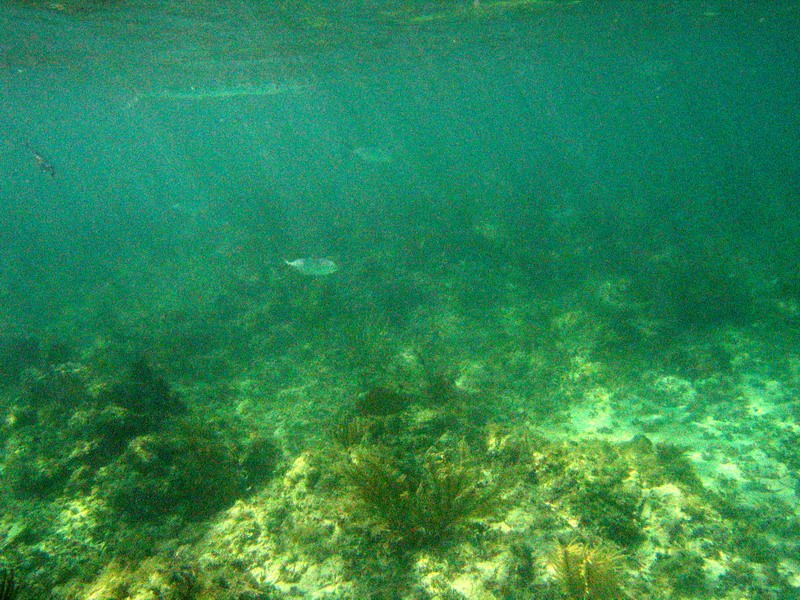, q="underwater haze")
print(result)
[1,1,800,598]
